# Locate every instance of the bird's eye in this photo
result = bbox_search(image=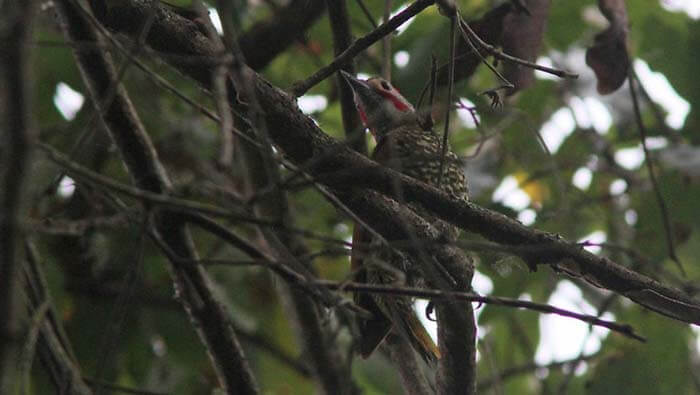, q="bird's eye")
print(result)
[380,80,391,90]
